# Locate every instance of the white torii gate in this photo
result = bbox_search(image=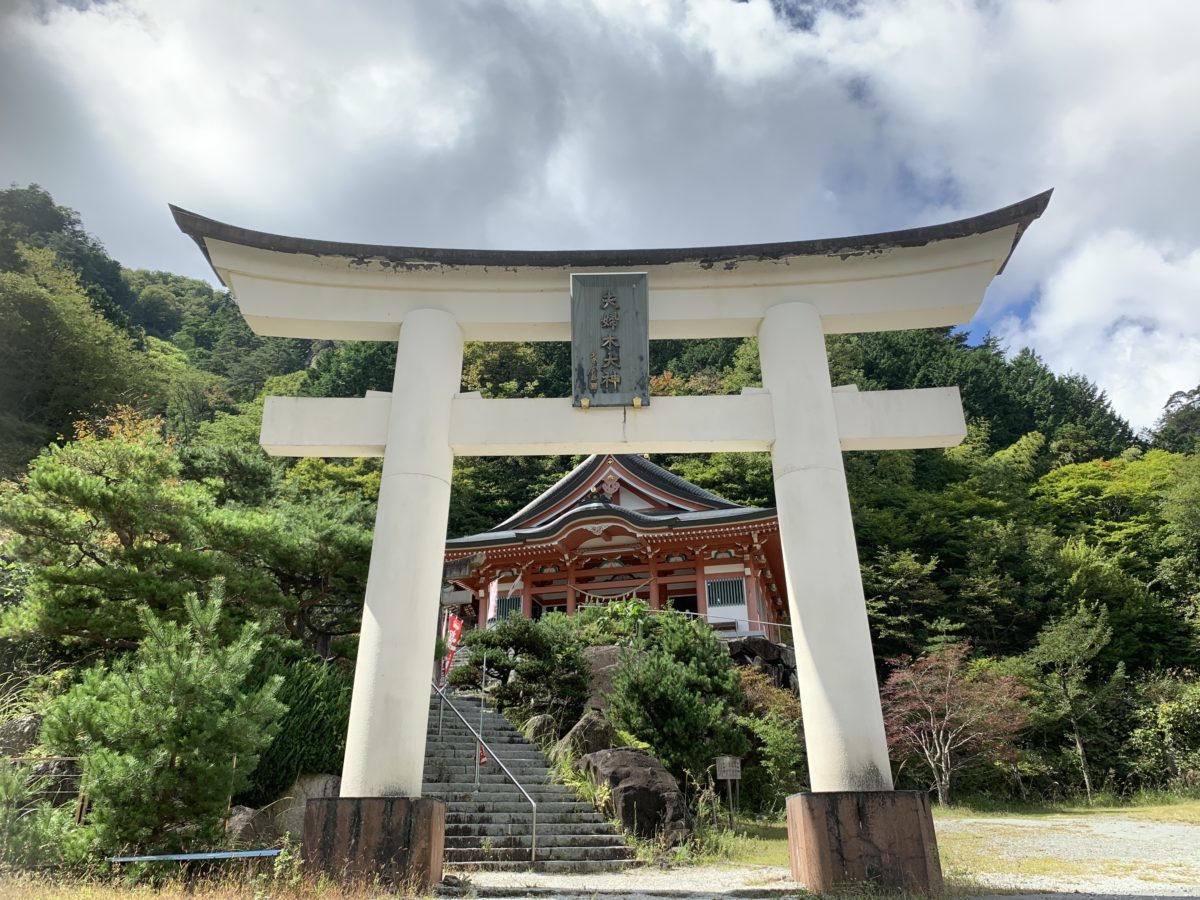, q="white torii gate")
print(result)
[173,191,1050,890]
